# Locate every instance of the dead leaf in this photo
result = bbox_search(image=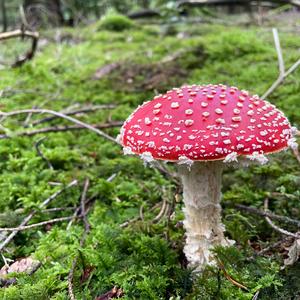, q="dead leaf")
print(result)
[95,286,124,300]
[0,257,41,278]
[284,239,300,266]
[80,265,95,284]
